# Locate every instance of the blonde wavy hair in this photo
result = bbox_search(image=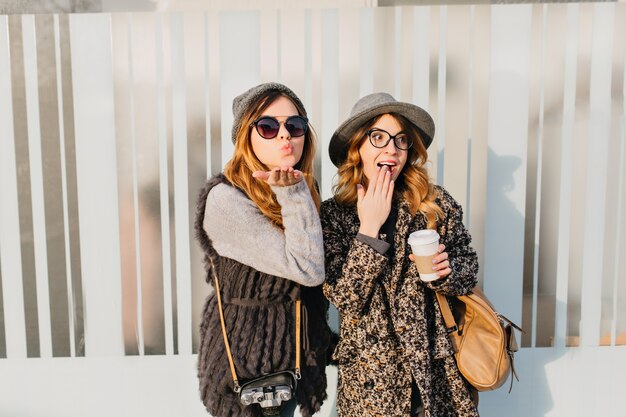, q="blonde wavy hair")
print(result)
[224,91,320,228]
[333,113,443,229]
